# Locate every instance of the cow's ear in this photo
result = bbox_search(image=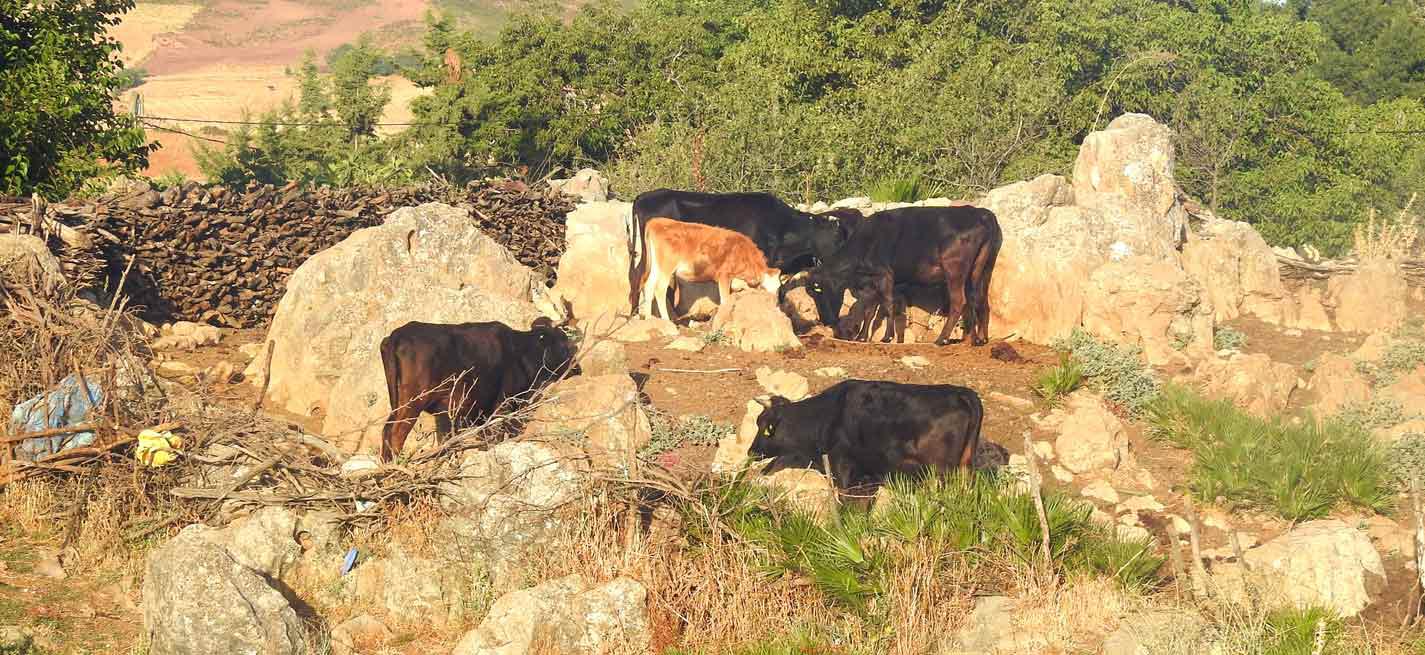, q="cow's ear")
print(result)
[531,316,555,329]
[767,395,791,408]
